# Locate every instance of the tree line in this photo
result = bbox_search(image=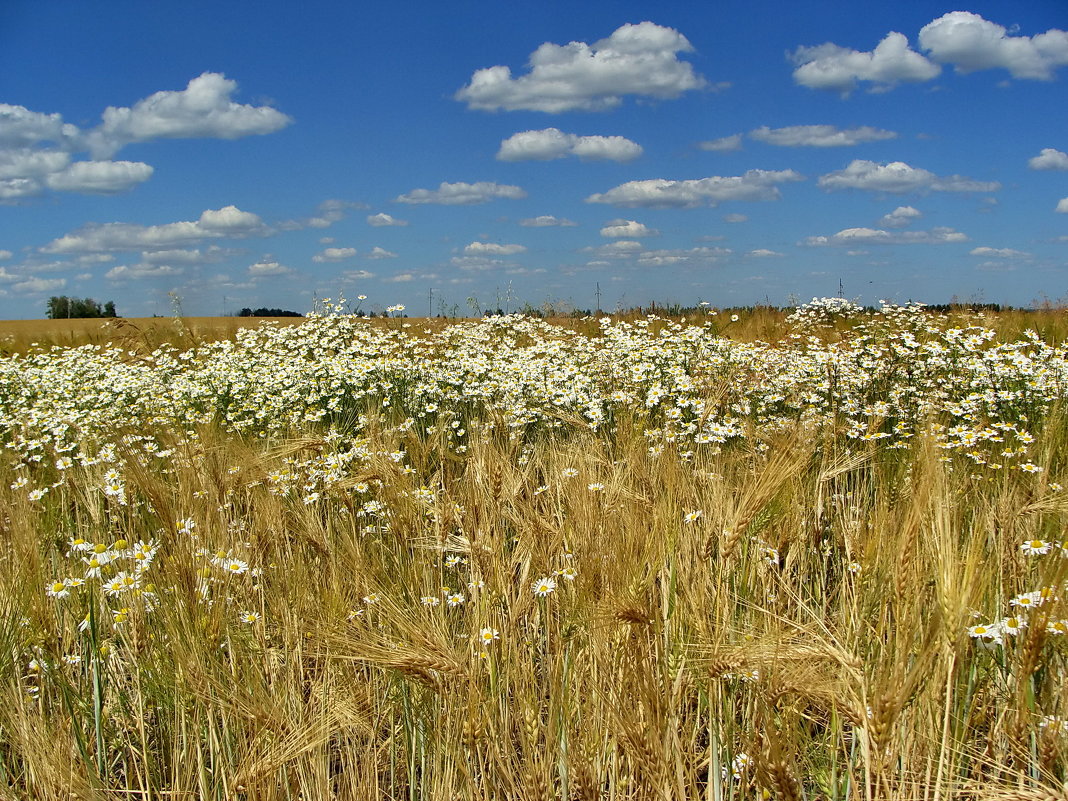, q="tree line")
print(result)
[47,296,118,319]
